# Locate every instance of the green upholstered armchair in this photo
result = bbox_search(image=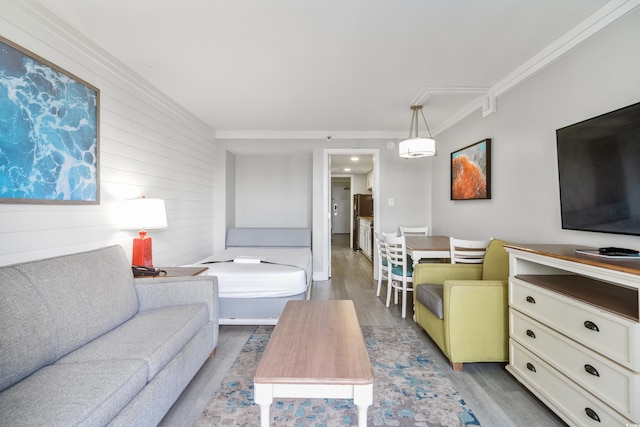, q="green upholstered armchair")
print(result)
[413,239,510,371]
